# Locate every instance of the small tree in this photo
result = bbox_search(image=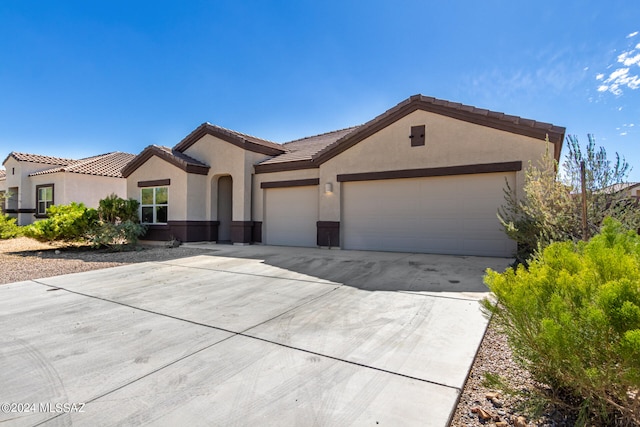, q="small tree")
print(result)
[499,135,640,264]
